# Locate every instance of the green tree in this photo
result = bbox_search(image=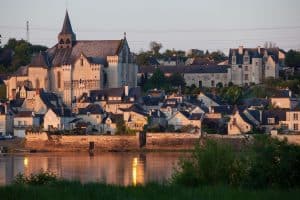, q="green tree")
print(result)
[168,73,186,88]
[148,68,167,89]
[285,50,300,69]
